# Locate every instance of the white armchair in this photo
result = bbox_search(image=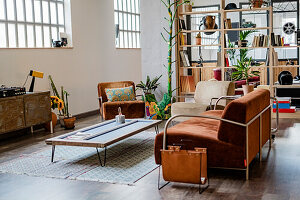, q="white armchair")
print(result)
[171,81,235,121]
